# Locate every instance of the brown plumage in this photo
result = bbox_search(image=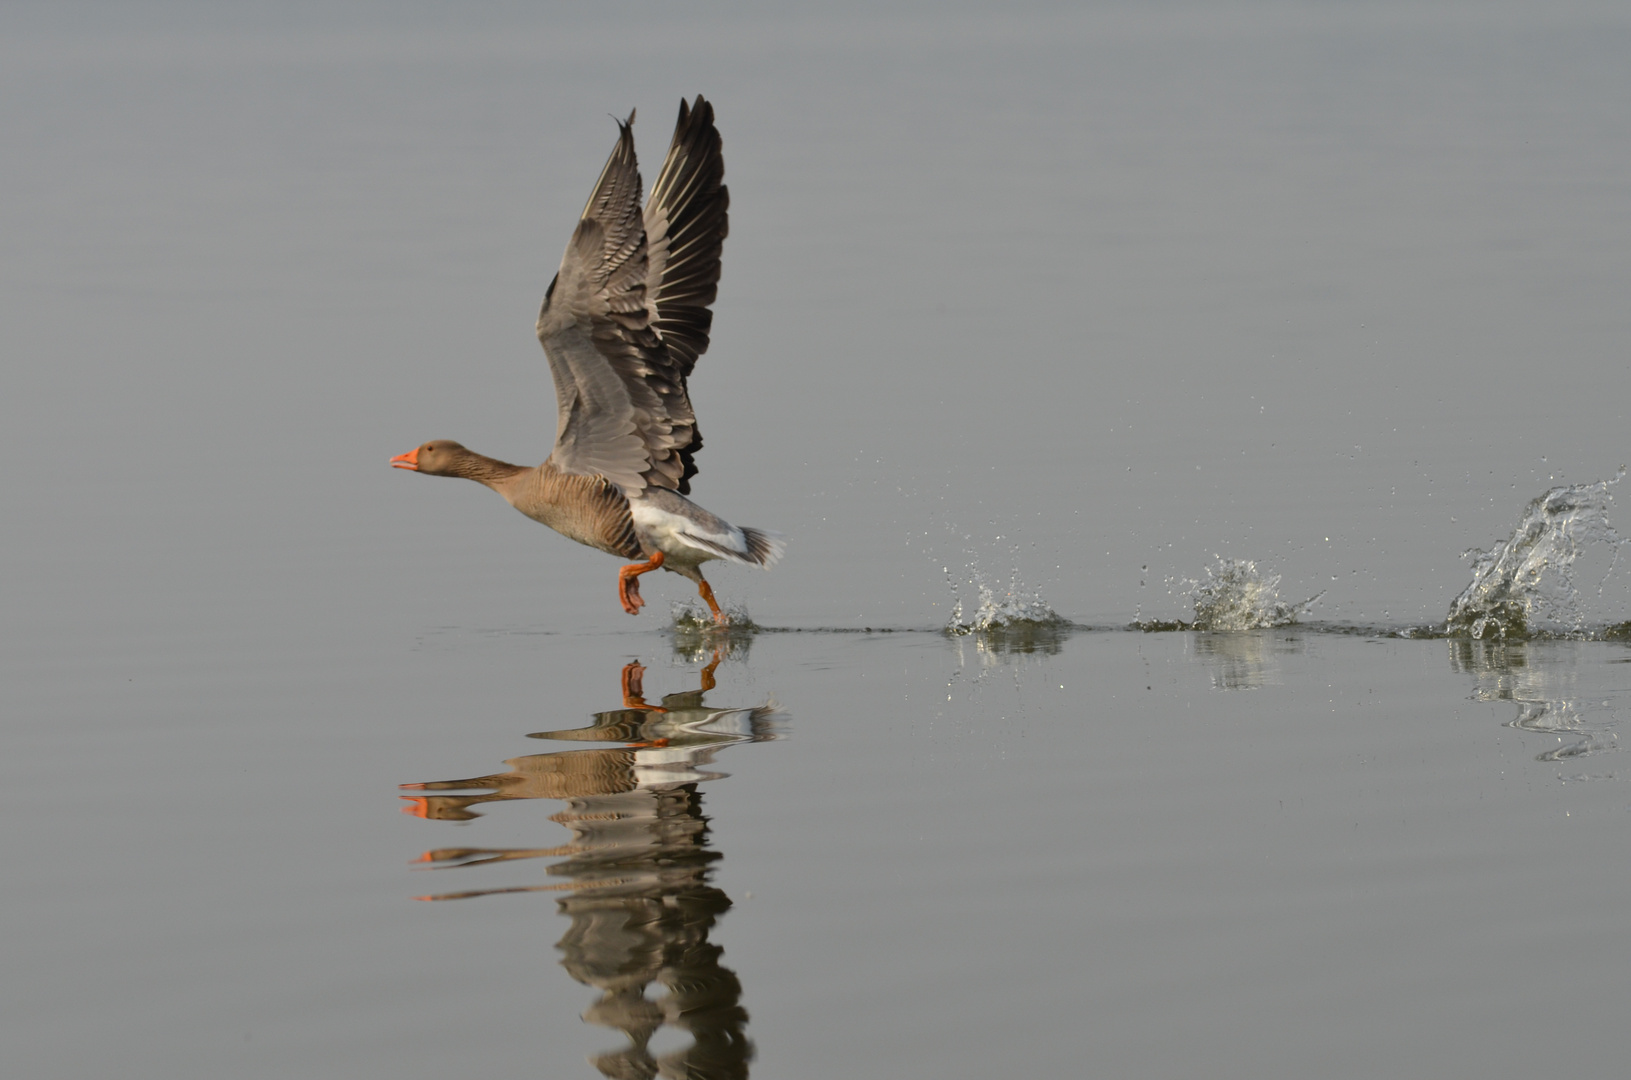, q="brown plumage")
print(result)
[392,97,782,622]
